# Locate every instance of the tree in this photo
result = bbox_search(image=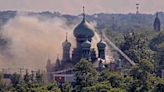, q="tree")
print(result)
[0,73,8,92]
[35,70,44,85]
[10,73,22,87]
[120,32,154,63]
[23,70,31,84]
[46,82,61,92]
[13,80,28,92]
[154,79,164,92]
[110,88,125,92]
[128,60,157,92]
[82,81,111,92]
[62,82,73,92]
[74,59,99,91]
[99,70,123,88]
[130,60,154,80]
